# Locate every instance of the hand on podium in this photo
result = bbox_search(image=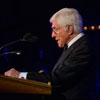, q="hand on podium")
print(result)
[4,68,20,78]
